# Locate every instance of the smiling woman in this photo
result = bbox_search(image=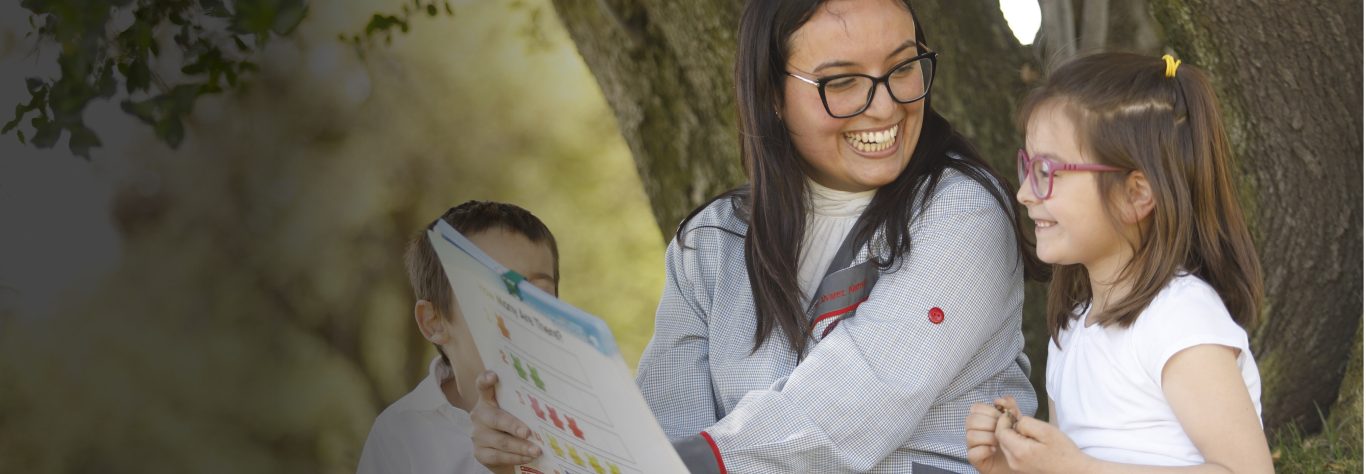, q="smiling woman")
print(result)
[779,0,929,192]
[471,0,1048,472]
